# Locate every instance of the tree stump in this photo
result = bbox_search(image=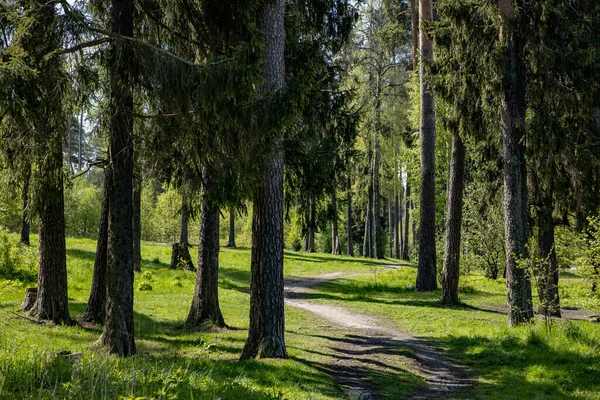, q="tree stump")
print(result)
[169,243,195,271]
[21,288,37,311]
